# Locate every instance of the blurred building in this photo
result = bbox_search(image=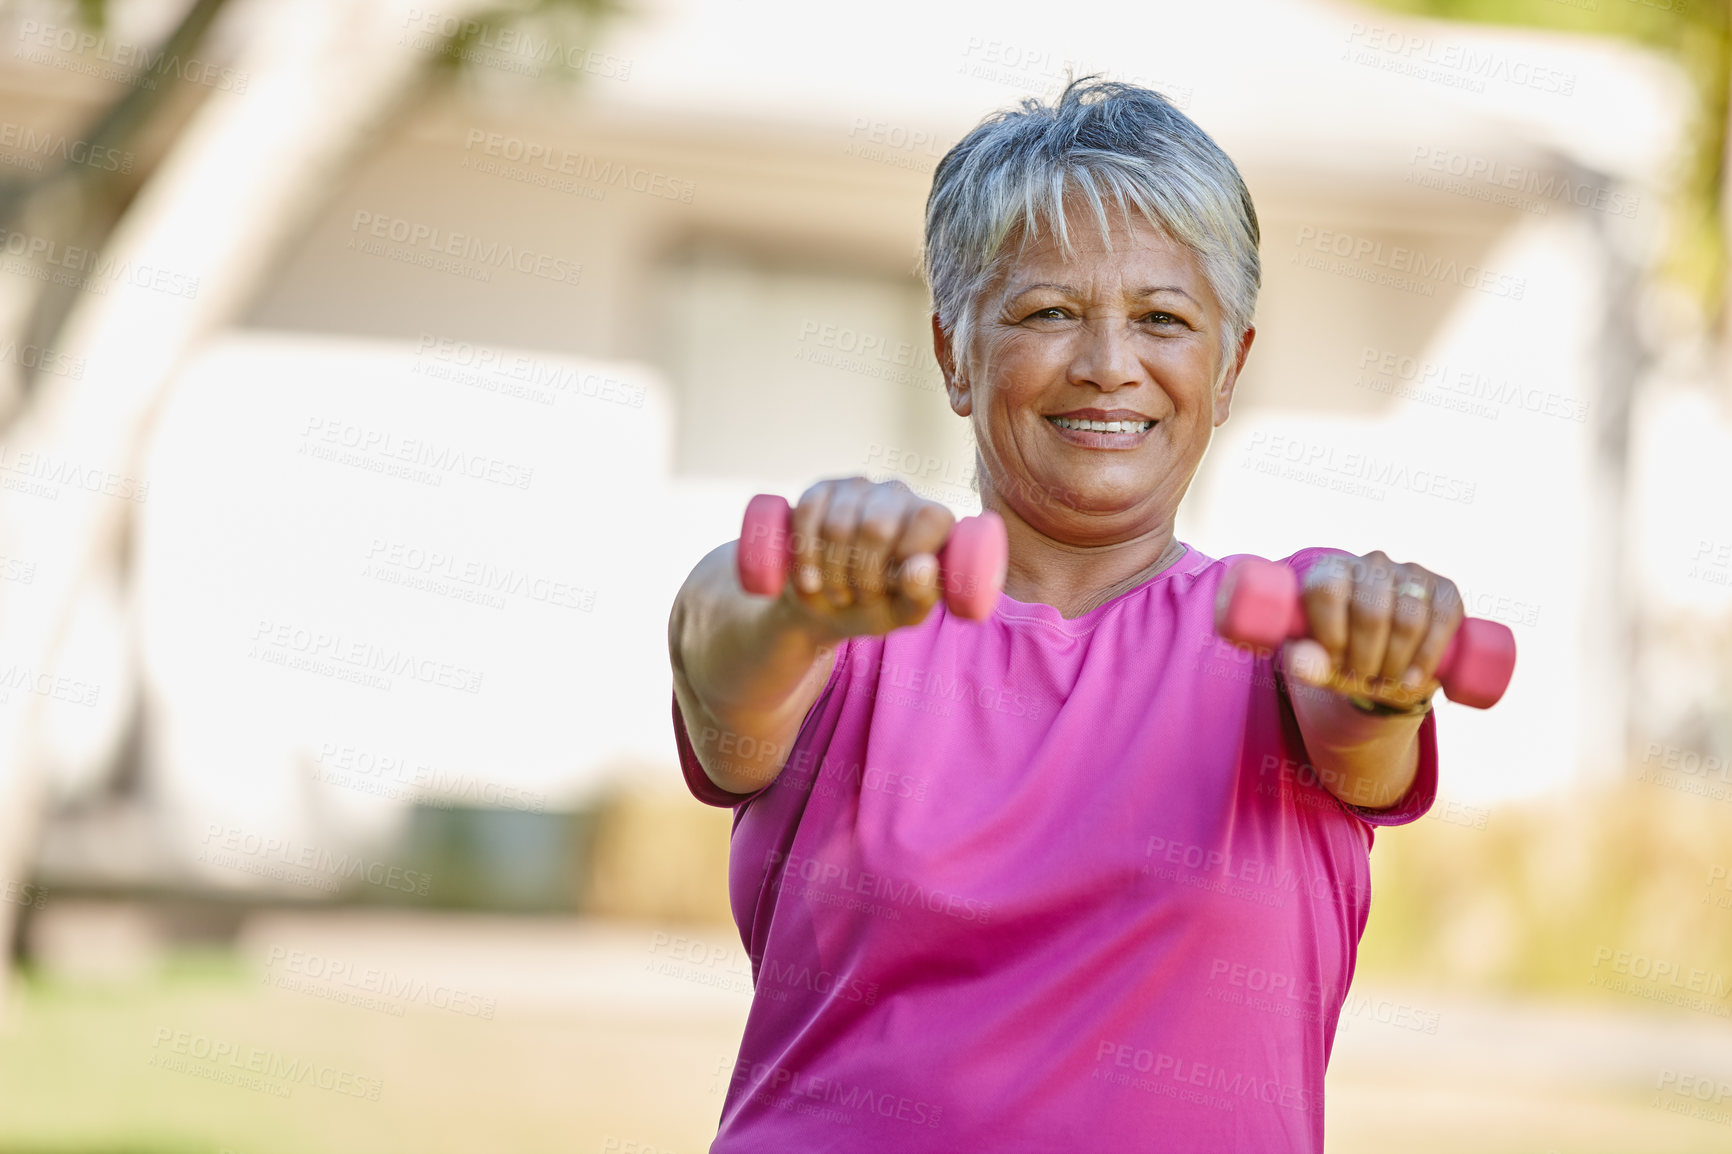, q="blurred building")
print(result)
[0,0,1715,913]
